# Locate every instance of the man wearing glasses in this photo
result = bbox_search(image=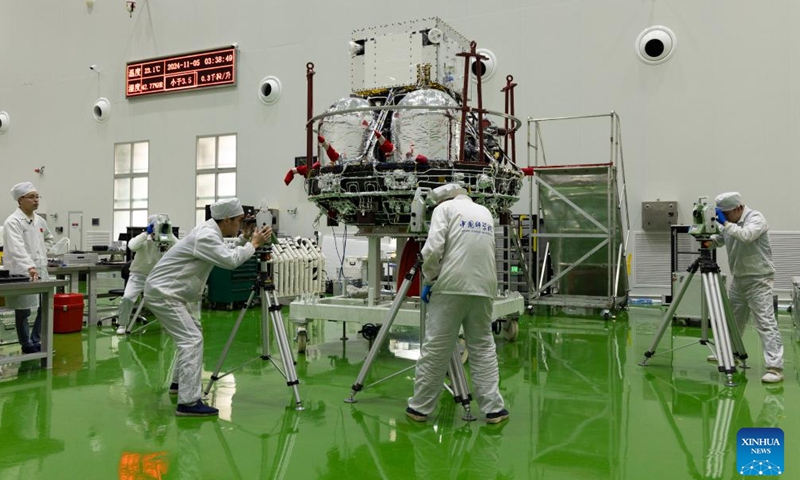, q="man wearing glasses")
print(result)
[2,182,54,353]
